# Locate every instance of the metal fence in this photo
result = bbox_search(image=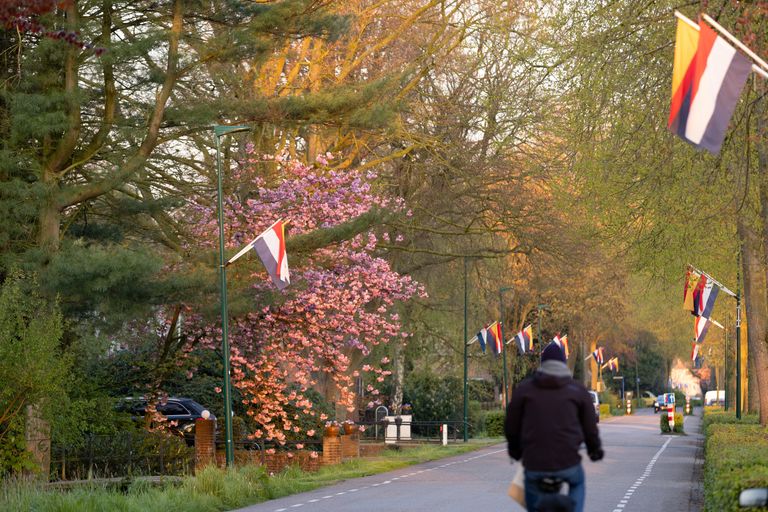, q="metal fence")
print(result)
[50,432,194,481]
